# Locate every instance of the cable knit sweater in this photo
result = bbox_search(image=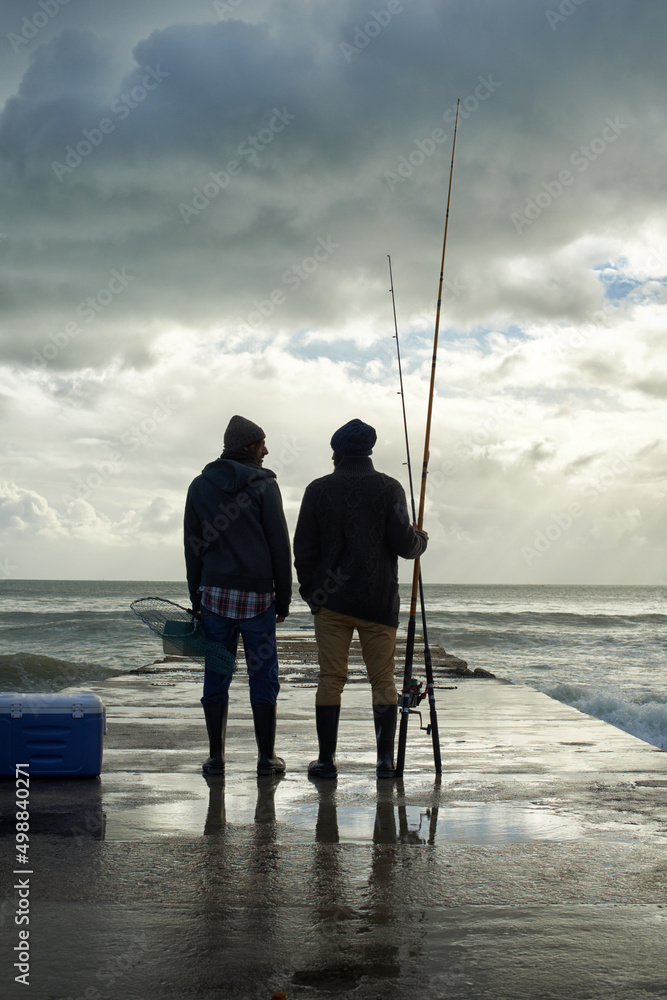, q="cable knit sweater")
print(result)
[293,456,427,627]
